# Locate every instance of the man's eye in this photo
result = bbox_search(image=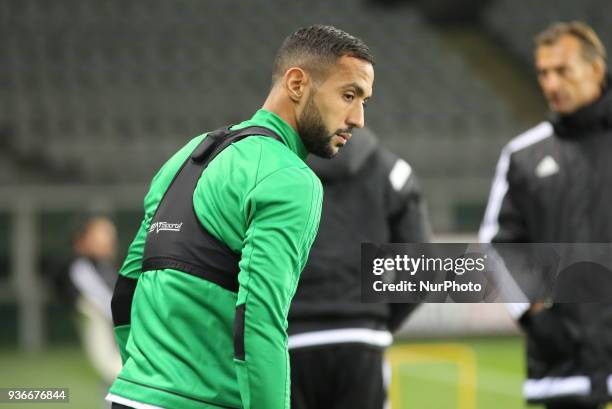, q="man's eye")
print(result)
[362,100,368,108]
[344,94,355,102]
